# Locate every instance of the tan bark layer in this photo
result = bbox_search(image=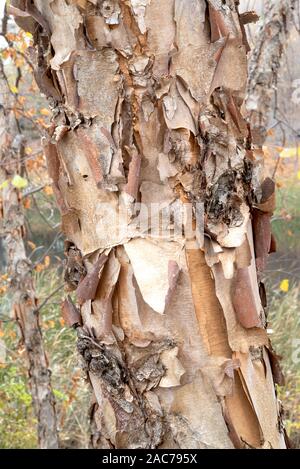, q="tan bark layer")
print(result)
[11,0,287,448]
